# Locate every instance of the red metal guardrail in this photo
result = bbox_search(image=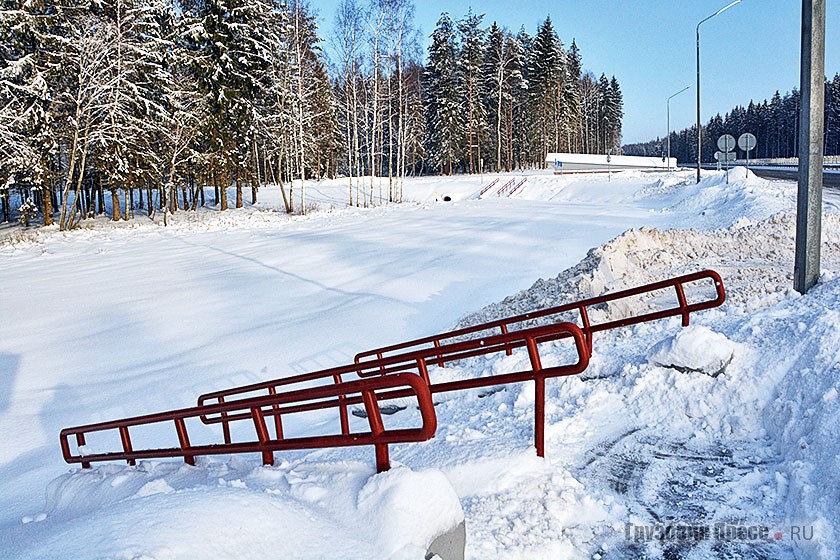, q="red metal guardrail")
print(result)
[355,270,725,366]
[498,177,527,197]
[494,178,515,196]
[478,178,500,198]
[198,321,590,461]
[59,271,724,472]
[61,374,436,473]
